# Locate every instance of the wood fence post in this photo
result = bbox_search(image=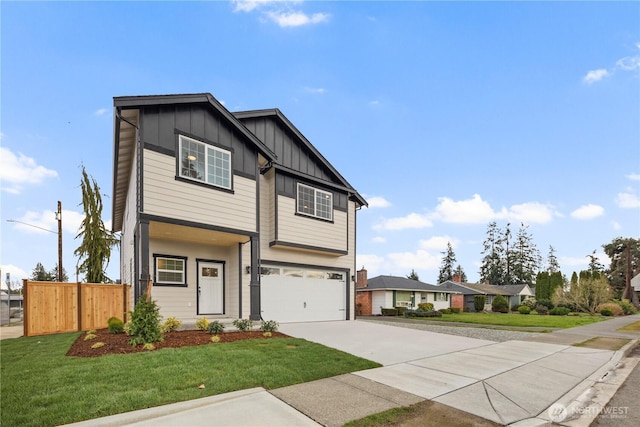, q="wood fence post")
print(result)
[22,279,28,337]
[77,282,82,332]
